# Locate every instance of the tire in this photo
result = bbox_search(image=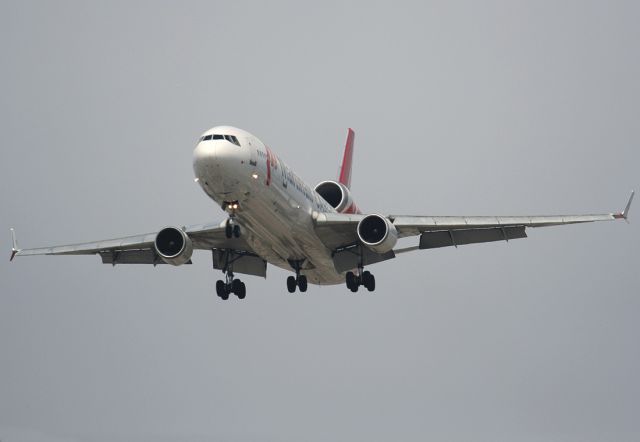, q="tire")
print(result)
[287,276,297,293]
[232,279,242,294]
[298,275,308,292]
[216,280,226,297]
[221,291,229,301]
[346,271,356,290]
[350,283,359,293]
[363,271,375,292]
[225,223,233,239]
[233,224,241,238]
[365,273,375,292]
[237,282,246,299]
